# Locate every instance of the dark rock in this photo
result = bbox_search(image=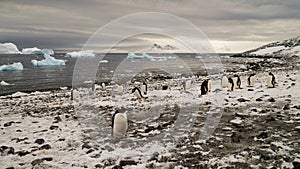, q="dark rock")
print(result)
[292,161,300,168]
[247,88,254,91]
[5,167,14,169]
[16,129,22,132]
[292,105,300,109]
[49,125,59,130]
[0,146,14,155]
[53,116,62,123]
[283,104,290,110]
[256,98,263,102]
[86,149,94,154]
[237,98,249,102]
[268,97,276,102]
[119,160,137,166]
[17,150,30,156]
[270,144,278,152]
[82,143,92,149]
[42,157,53,161]
[31,159,44,166]
[4,121,15,127]
[231,132,241,143]
[95,164,103,168]
[257,131,268,139]
[57,138,65,142]
[112,165,123,169]
[265,115,276,122]
[34,139,45,145]
[39,144,51,150]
